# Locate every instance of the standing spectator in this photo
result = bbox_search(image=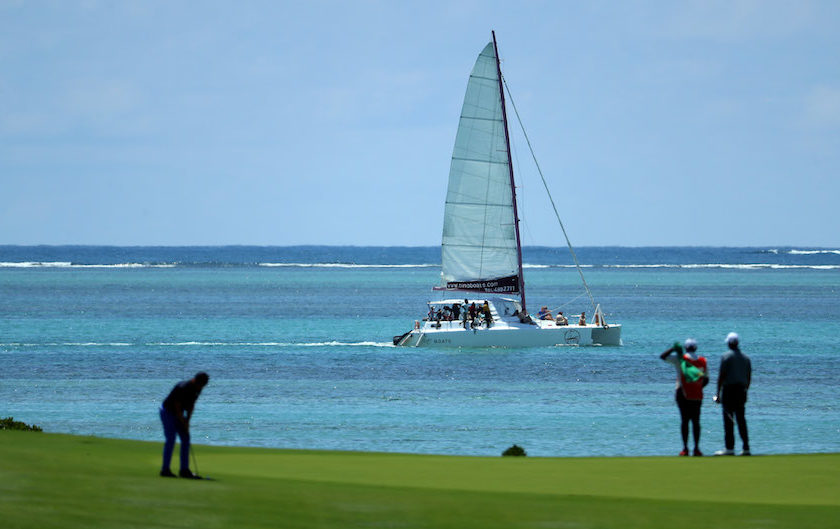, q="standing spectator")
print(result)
[661,339,708,456]
[714,333,752,456]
